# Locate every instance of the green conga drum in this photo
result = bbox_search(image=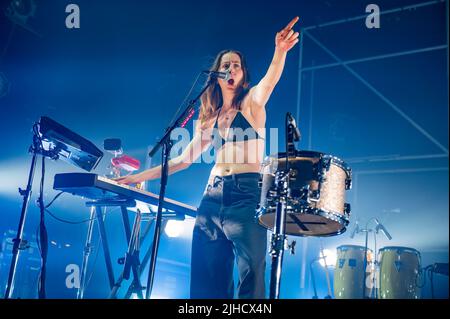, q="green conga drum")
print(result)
[378,246,421,299]
[334,245,373,299]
